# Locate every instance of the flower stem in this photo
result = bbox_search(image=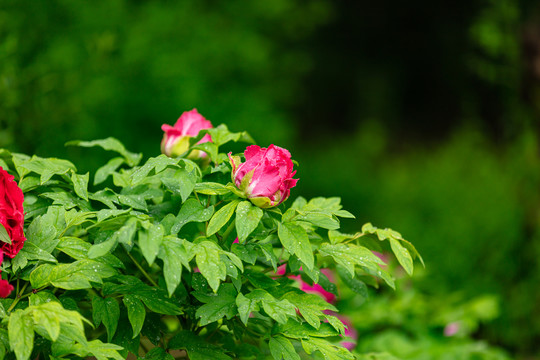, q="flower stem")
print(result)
[126,251,159,287]
[7,282,28,313]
